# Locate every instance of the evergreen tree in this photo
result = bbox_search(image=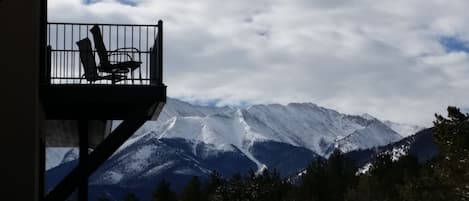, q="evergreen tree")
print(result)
[298,150,358,201]
[398,167,447,201]
[180,176,202,201]
[123,192,139,201]
[345,175,373,201]
[153,179,177,201]
[346,152,421,201]
[432,106,469,200]
[205,171,227,201]
[258,168,289,201]
[298,158,326,201]
[390,106,469,201]
[324,151,358,201]
[226,173,249,201]
[97,194,111,201]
